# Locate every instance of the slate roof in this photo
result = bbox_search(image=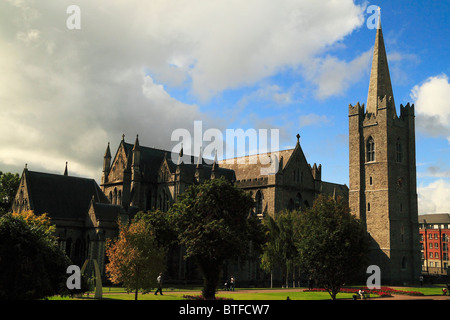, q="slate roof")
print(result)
[23,169,109,220]
[218,149,295,180]
[122,141,235,182]
[418,213,450,224]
